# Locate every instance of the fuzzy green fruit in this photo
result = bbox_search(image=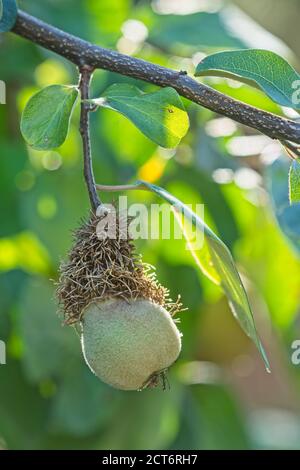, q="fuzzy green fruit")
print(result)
[81,298,182,391]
